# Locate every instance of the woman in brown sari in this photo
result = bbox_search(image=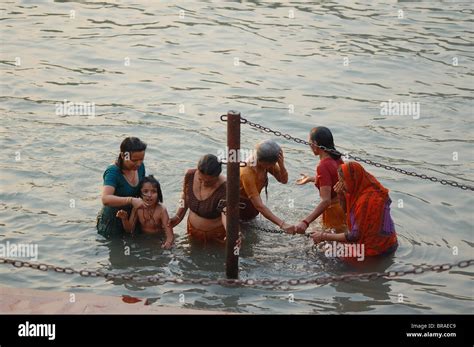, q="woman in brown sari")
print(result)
[169,154,227,244]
